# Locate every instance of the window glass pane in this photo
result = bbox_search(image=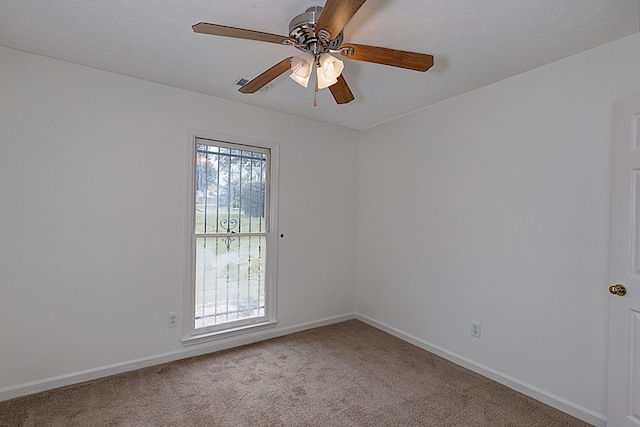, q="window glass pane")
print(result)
[195,144,267,234]
[192,139,271,335]
[194,235,266,329]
